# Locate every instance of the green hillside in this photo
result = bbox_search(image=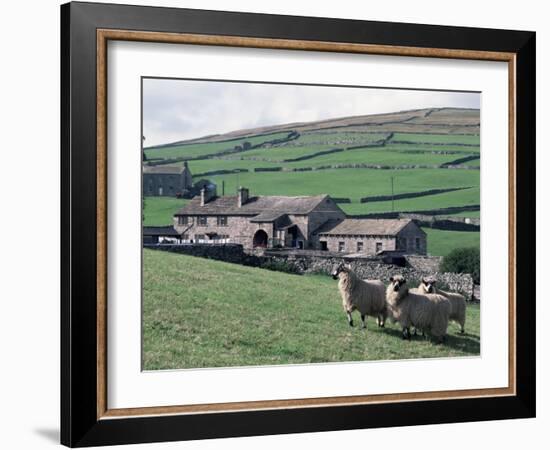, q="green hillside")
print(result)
[142,250,480,370]
[142,107,481,256]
